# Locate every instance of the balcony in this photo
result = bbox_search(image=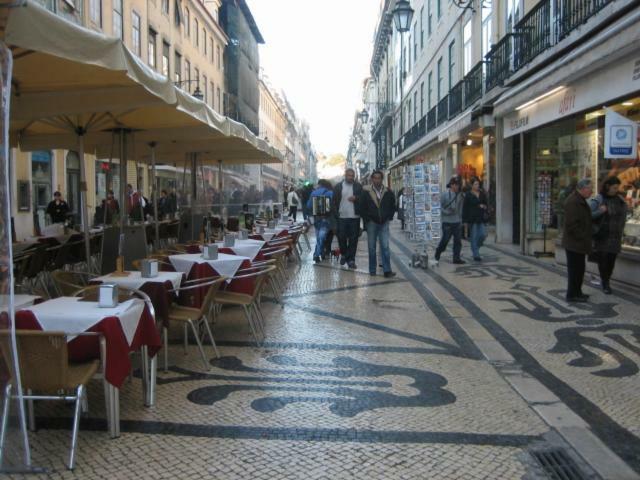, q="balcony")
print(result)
[485,34,512,91]
[486,0,615,92]
[437,96,449,125]
[464,62,483,107]
[427,106,437,131]
[513,0,551,70]
[448,81,464,119]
